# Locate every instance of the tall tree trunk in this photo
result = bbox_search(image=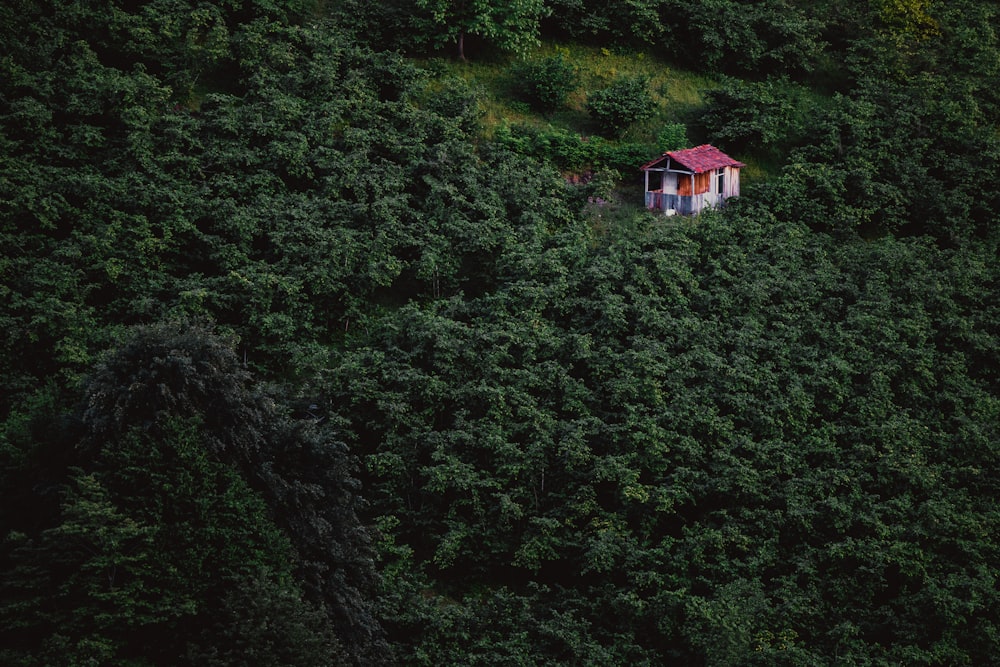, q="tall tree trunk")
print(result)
[458,30,466,61]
